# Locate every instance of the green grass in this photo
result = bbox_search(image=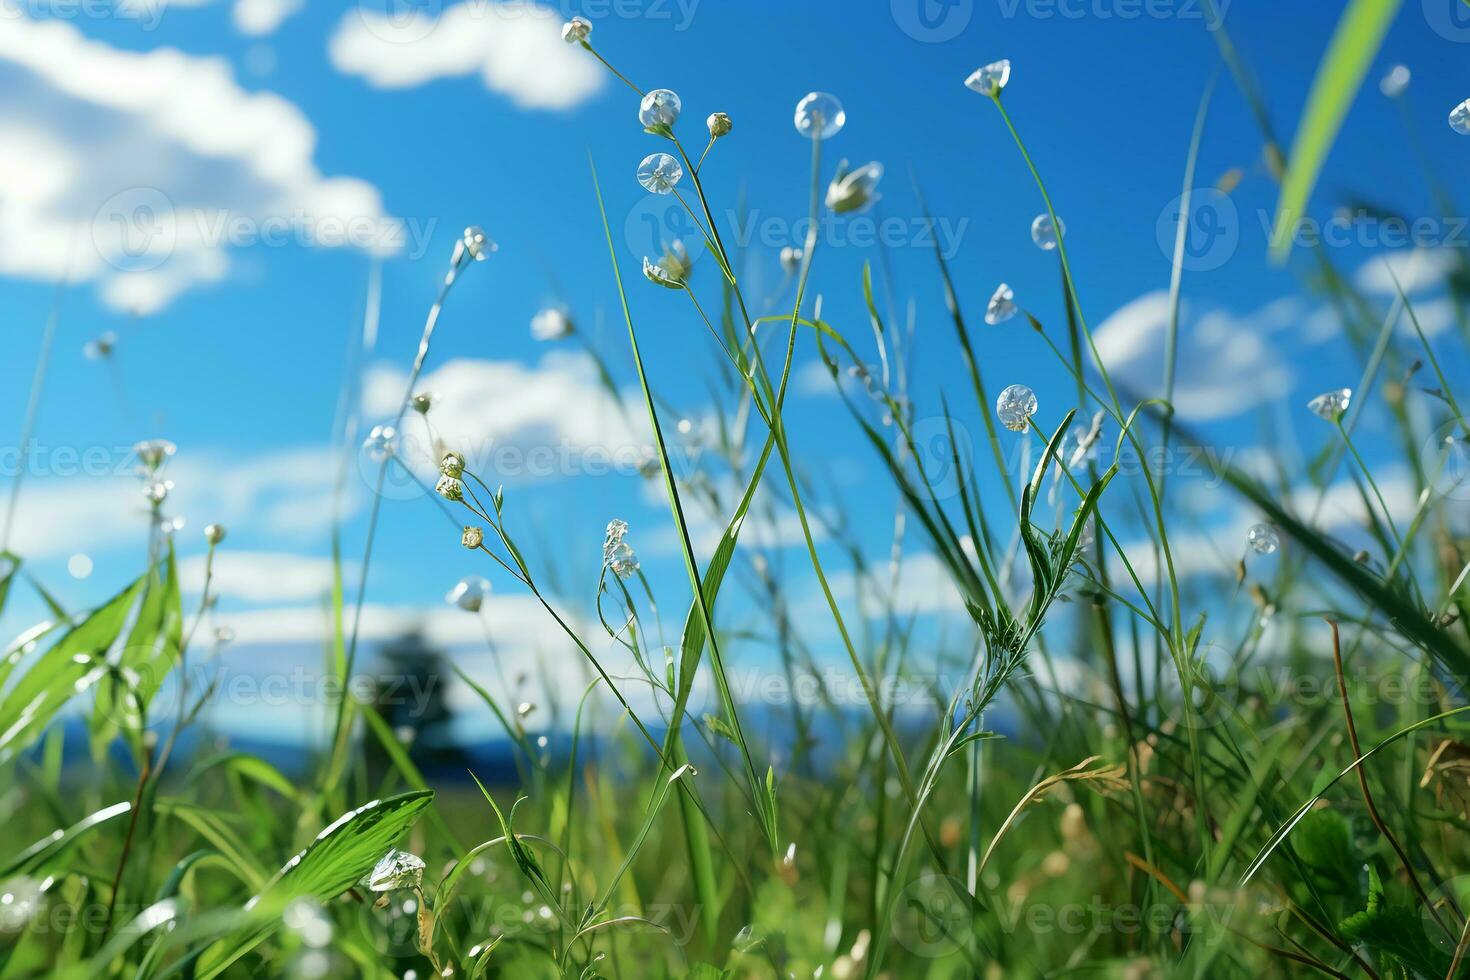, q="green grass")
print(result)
[2,11,1469,979]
